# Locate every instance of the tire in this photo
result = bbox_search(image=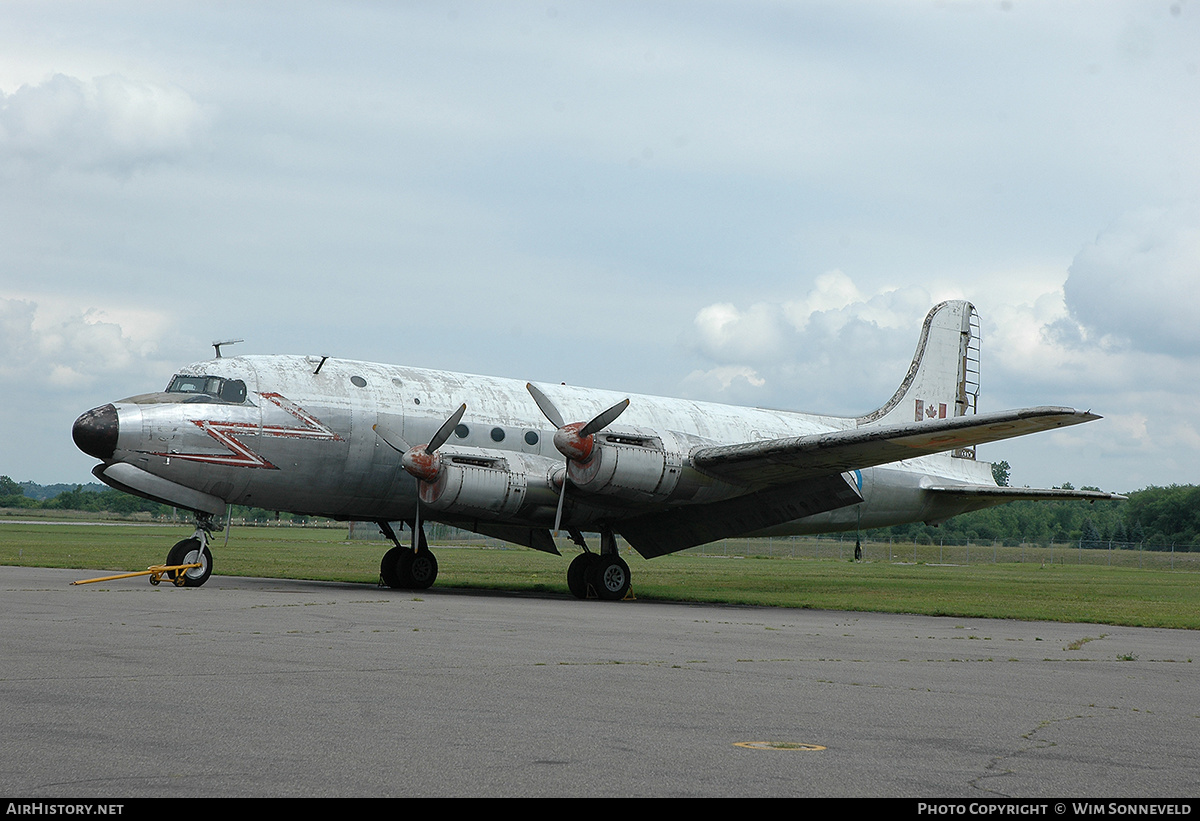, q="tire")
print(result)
[384,548,437,589]
[567,552,599,599]
[394,549,416,588]
[409,550,438,589]
[587,554,630,601]
[380,546,404,588]
[166,538,213,588]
